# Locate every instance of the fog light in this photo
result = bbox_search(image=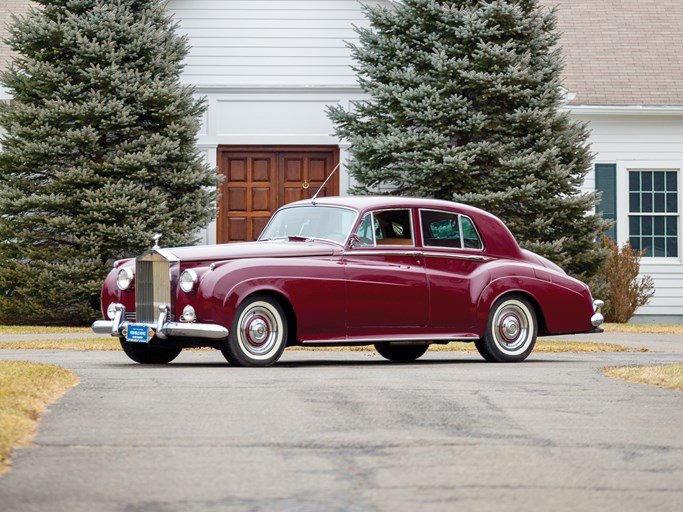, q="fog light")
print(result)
[182,305,196,323]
